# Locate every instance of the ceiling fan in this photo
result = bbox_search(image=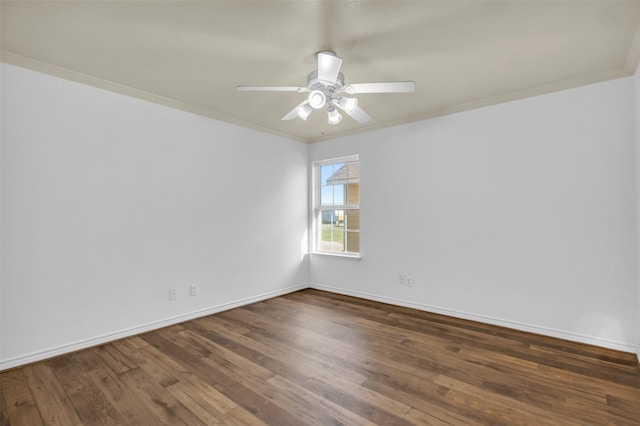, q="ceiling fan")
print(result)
[237,51,415,125]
